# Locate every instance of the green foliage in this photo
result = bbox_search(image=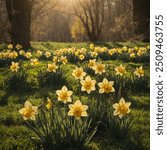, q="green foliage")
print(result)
[37,69,68,89]
[130,75,150,93]
[0,90,7,105]
[3,70,32,93]
[0,125,35,150]
[0,42,150,150]
[106,115,133,141]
